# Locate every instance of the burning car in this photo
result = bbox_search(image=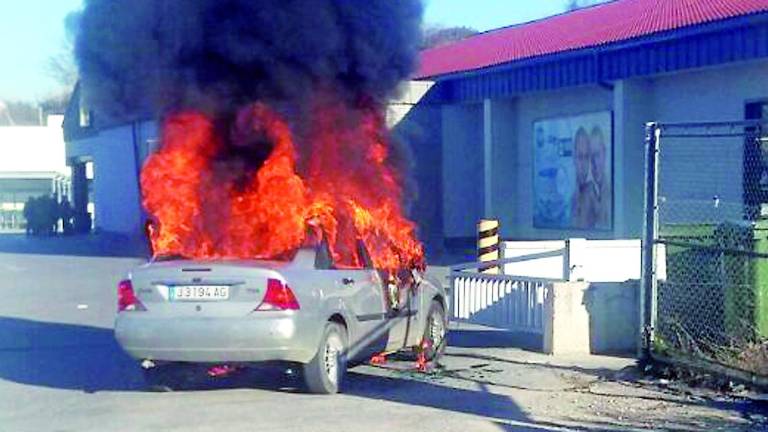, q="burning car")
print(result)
[83,0,435,392]
[114,102,443,394]
[115,235,447,394]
